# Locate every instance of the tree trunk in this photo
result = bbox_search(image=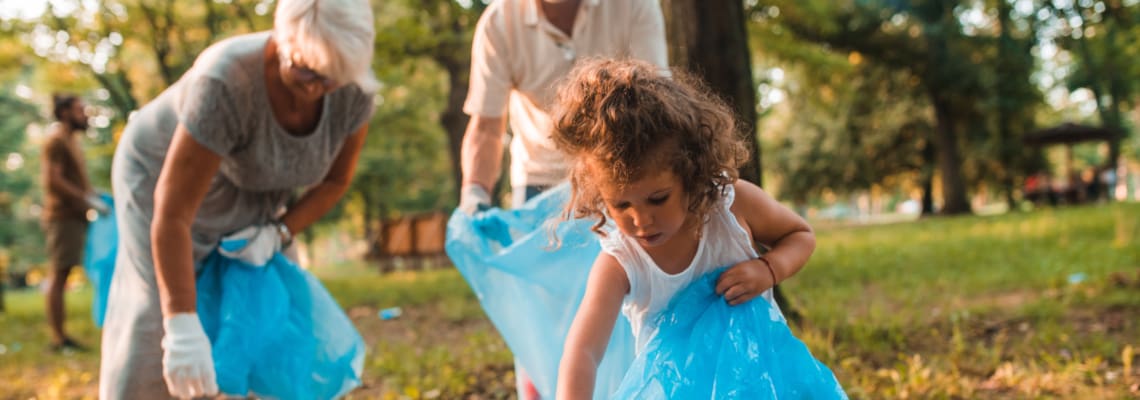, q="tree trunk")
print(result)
[437,56,470,200]
[663,0,804,324]
[662,0,762,186]
[361,189,380,259]
[921,179,935,216]
[1106,106,1123,173]
[929,94,972,214]
[996,1,1019,212]
[921,125,936,215]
